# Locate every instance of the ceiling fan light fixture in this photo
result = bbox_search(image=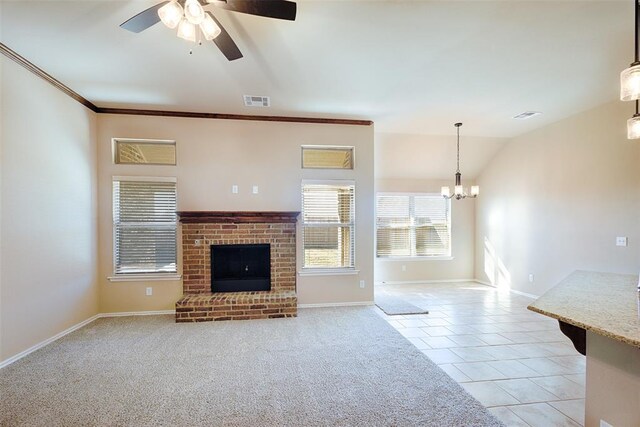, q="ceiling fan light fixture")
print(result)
[177,18,197,42]
[184,0,206,25]
[621,64,640,101]
[158,1,183,29]
[200,14,221,40]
